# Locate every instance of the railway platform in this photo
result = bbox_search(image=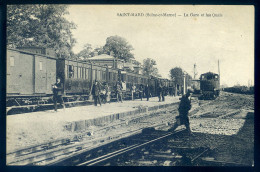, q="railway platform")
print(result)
[7,96,181,153]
